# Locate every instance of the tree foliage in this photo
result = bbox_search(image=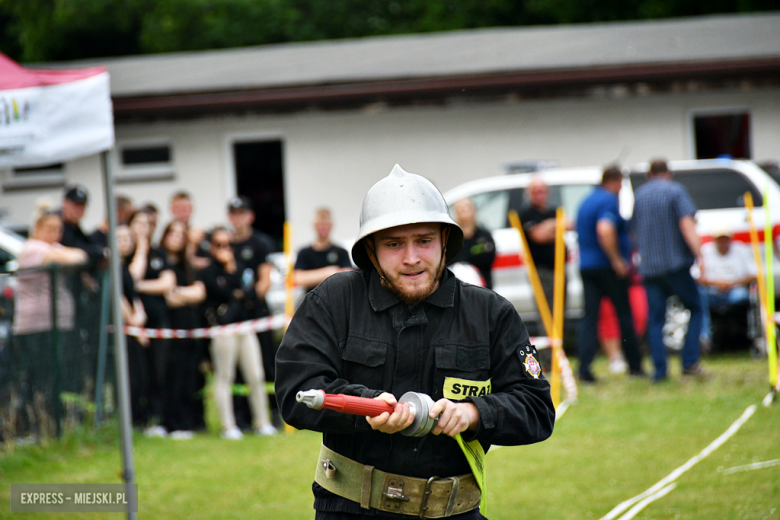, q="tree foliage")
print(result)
[0,0,776,63]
